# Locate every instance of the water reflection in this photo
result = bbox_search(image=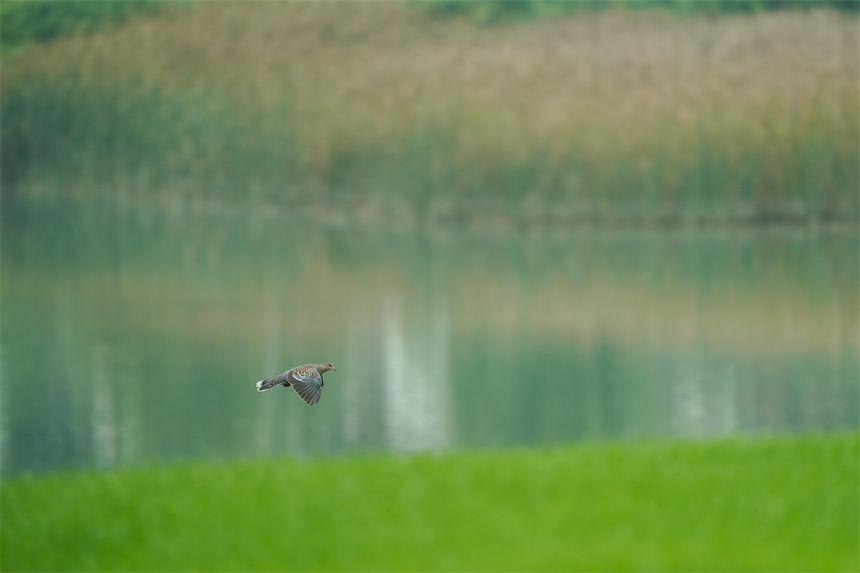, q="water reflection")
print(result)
[672,355,738,437]
[2,197,857,475]
[382,294,451,452]
[89,343,116,468]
